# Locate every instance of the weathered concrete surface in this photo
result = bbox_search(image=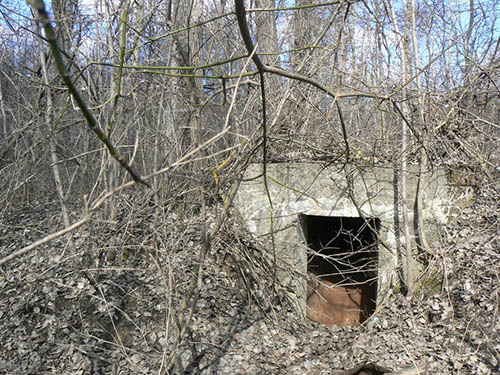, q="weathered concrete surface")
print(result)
[234,163,451,319]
